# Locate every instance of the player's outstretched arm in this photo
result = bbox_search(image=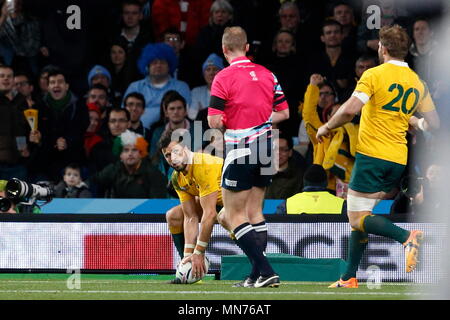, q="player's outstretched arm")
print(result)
[189,191,219,278]
[316,96,364,143]
[181,199,200,257]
